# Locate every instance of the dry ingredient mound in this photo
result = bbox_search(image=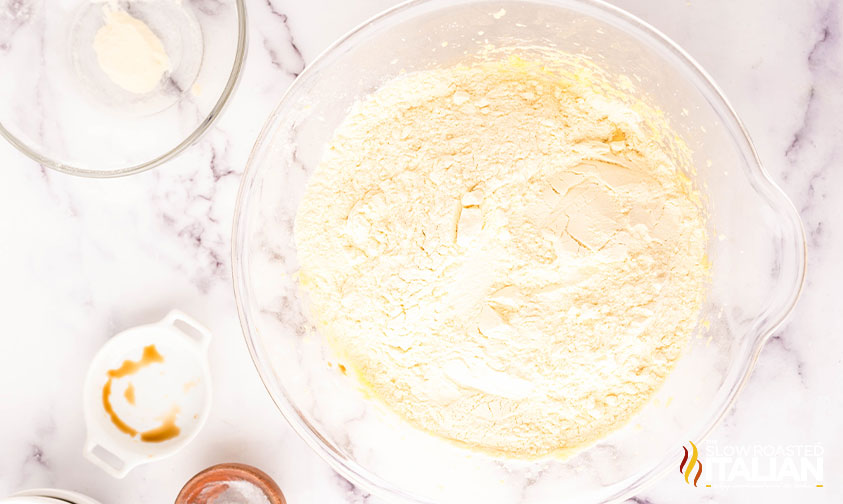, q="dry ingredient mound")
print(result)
[294,58,709,458]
